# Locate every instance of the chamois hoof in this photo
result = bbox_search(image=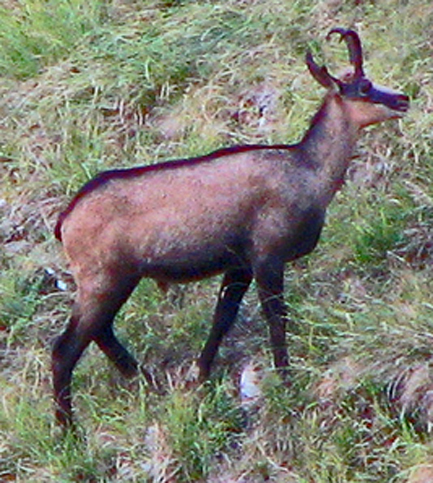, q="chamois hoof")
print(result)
[138,365,165,395]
